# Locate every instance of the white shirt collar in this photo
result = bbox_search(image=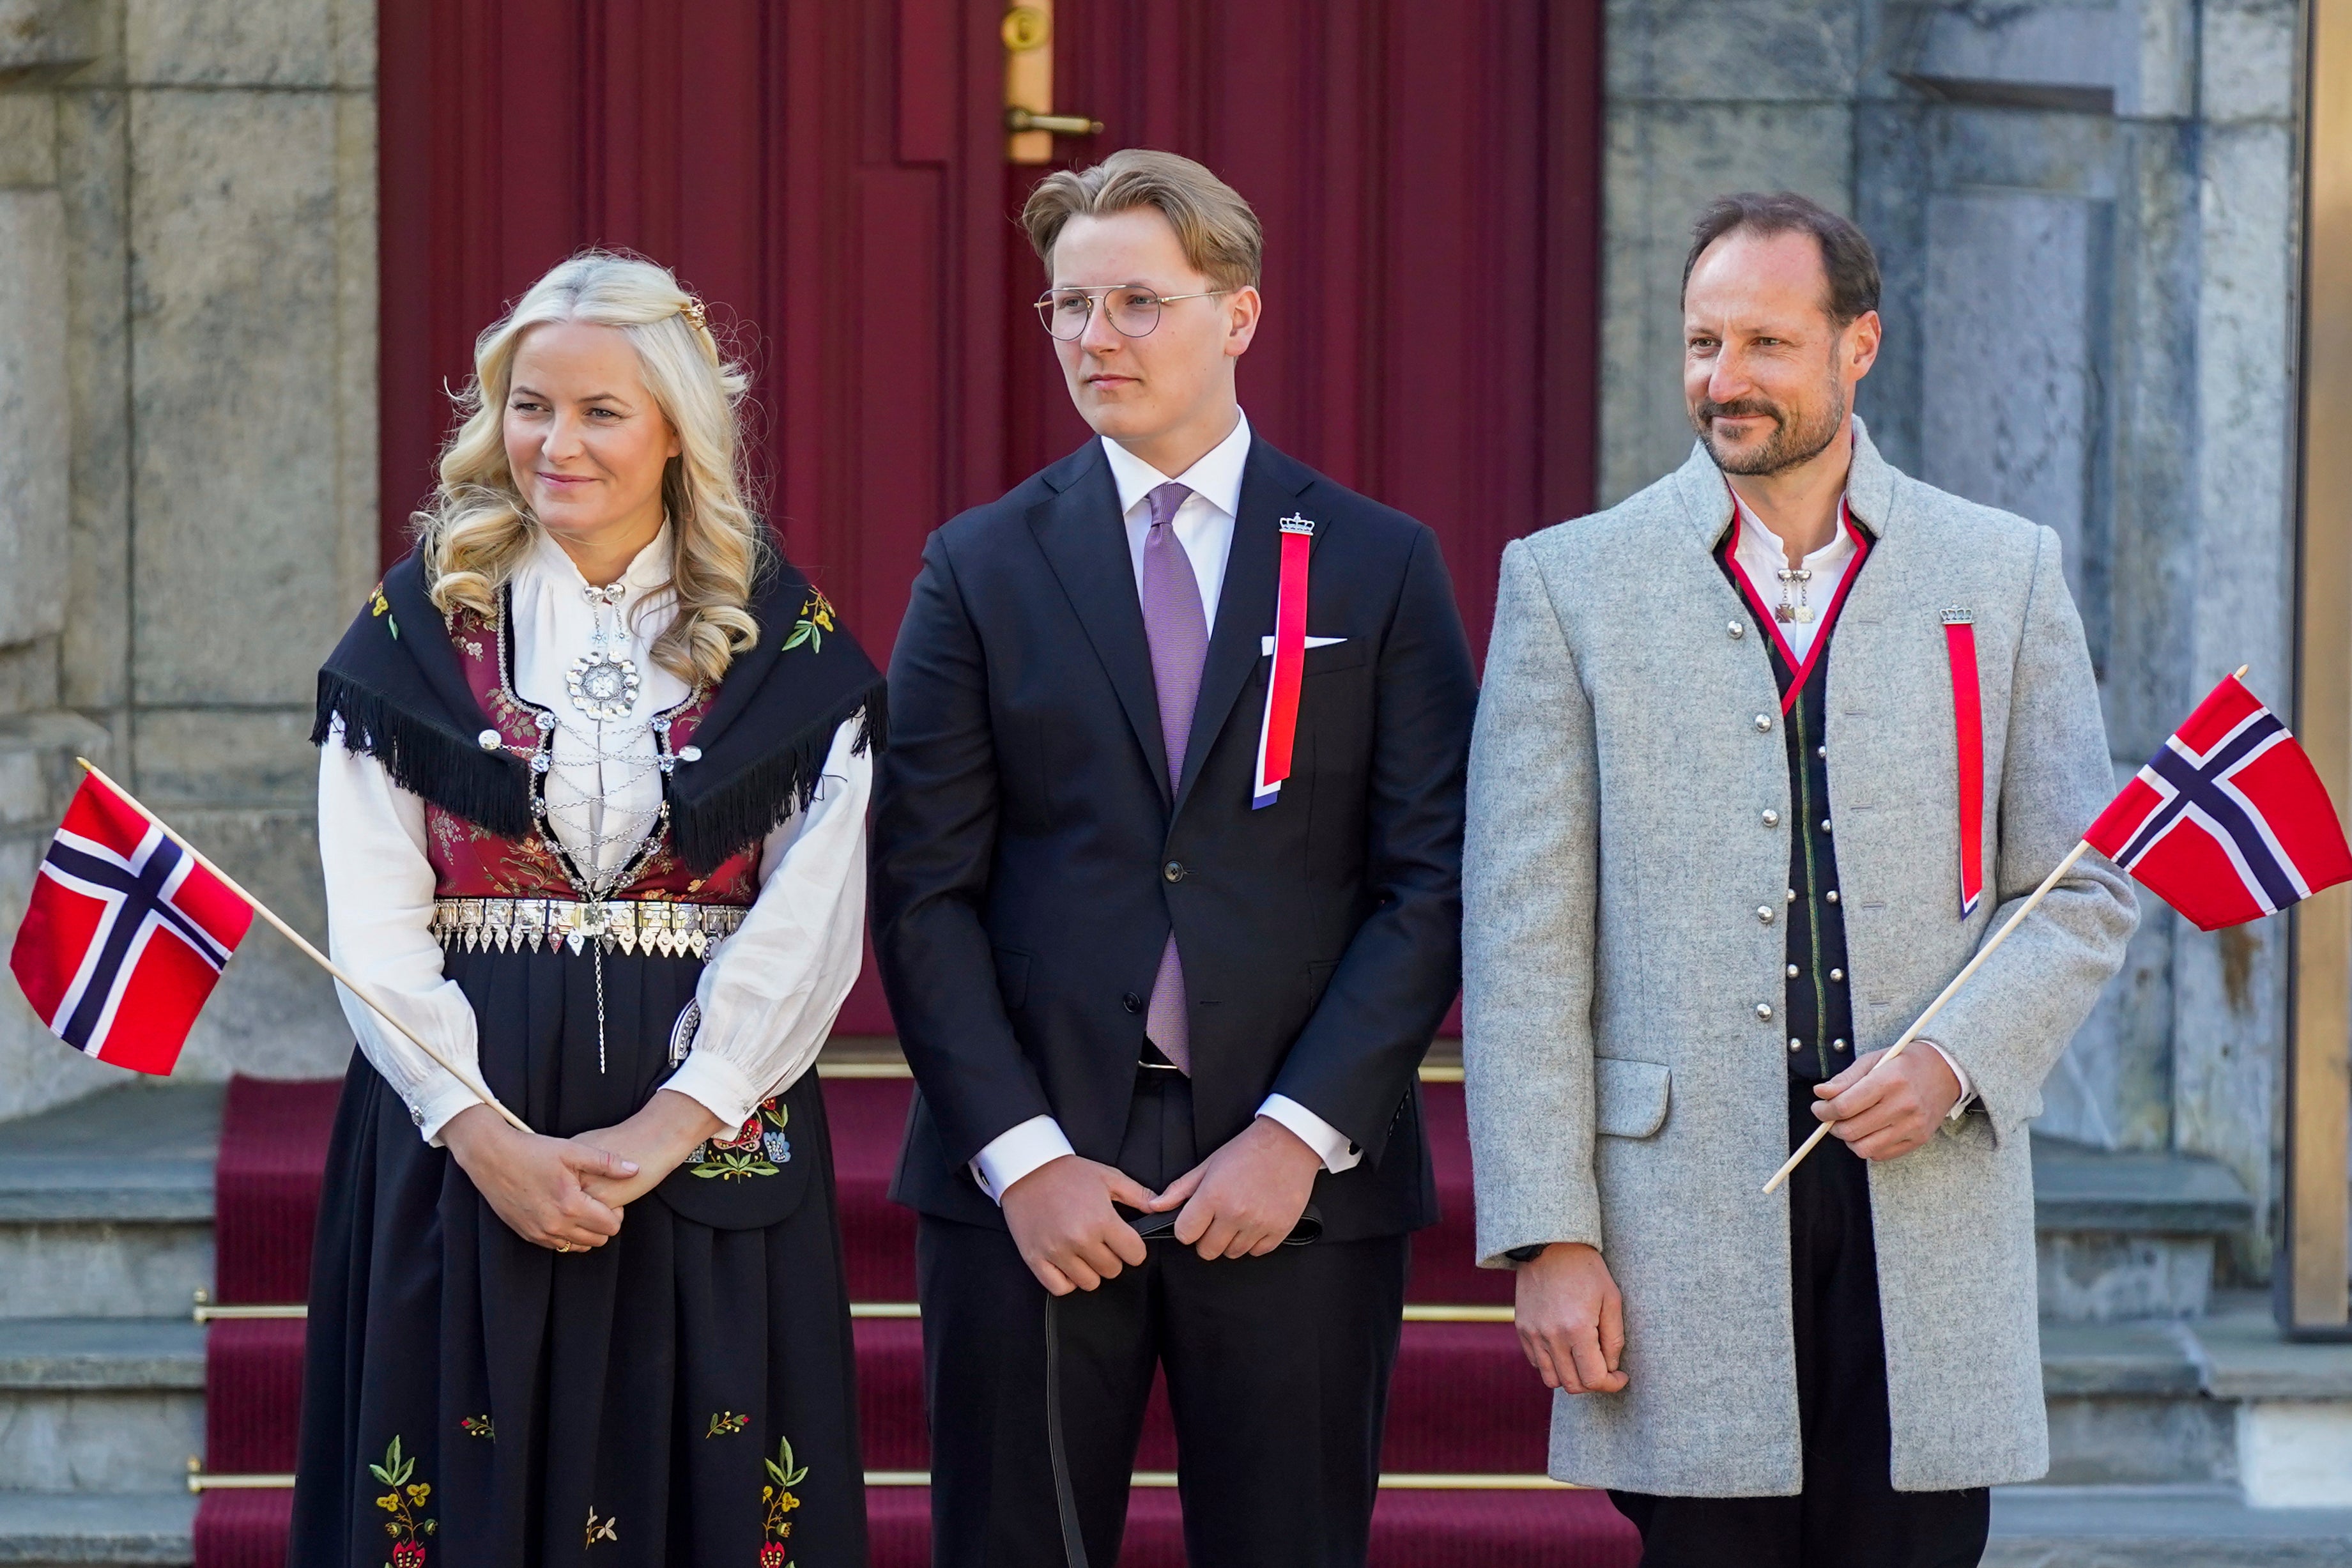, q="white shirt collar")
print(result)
[525,519,675,600]
[1732,493,1854,576]
[1100,411,1253,521]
